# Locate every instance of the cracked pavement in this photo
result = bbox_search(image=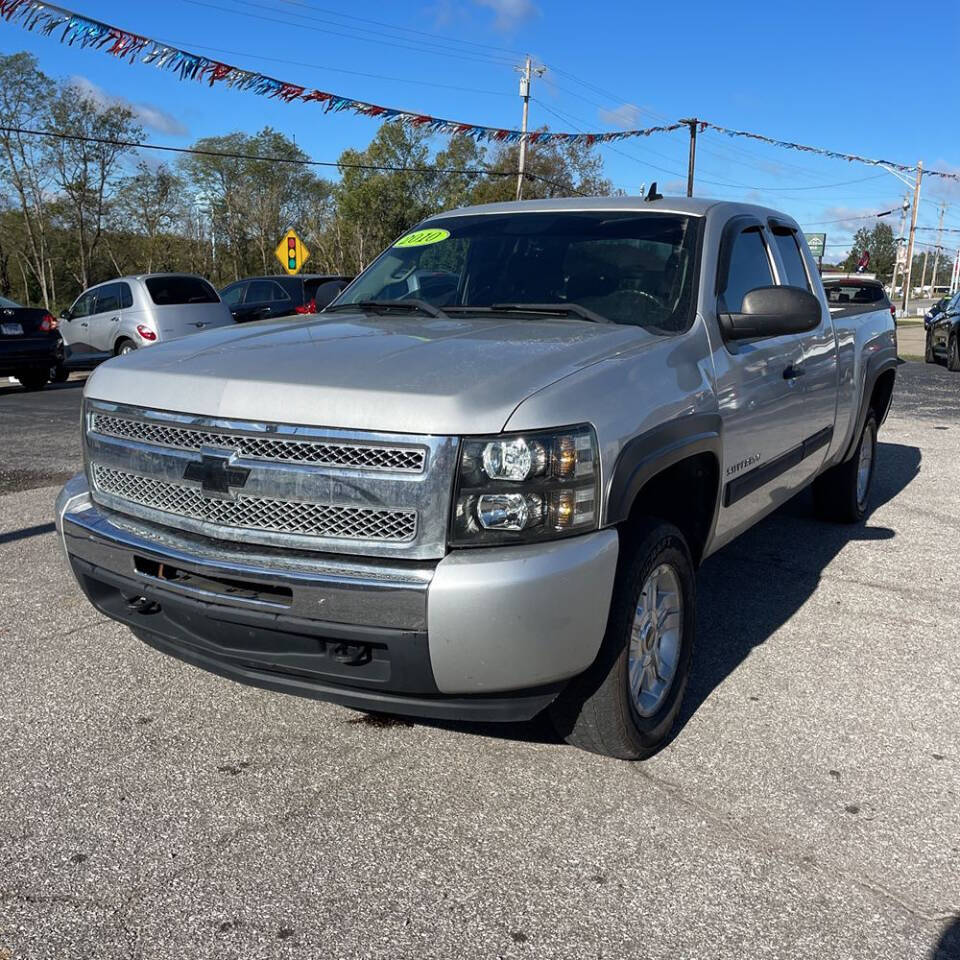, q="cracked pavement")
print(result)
[0,362,958,959]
